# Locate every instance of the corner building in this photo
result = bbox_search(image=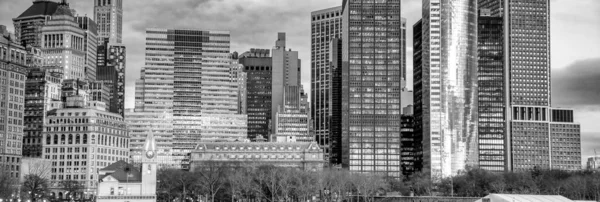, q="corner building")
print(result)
[42,104,129,199]
[341,0,403,178]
